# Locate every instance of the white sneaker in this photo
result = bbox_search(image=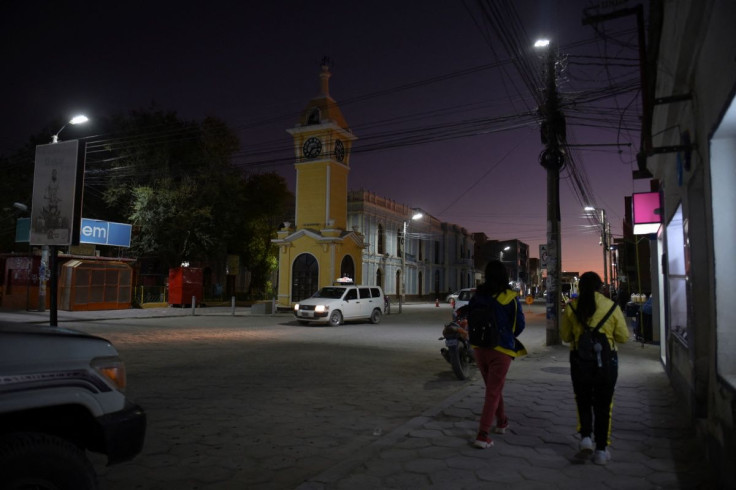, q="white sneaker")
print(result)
[491,418,509,434]
[575,436,594,460]
[593,449,611,465]
[473,433,494,449]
